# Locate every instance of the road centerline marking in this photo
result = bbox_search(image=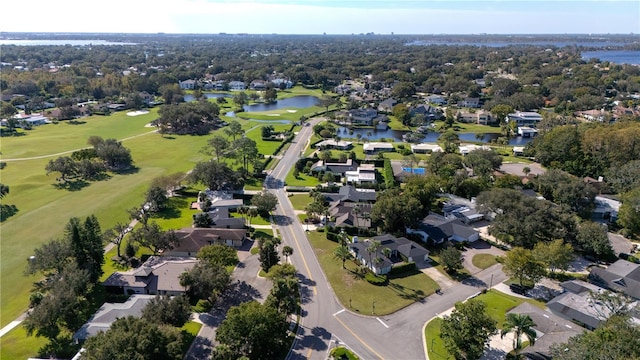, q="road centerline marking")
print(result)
[335,316,384,360]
